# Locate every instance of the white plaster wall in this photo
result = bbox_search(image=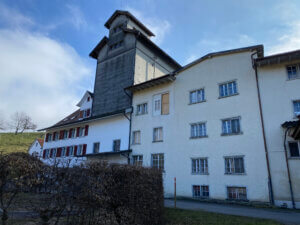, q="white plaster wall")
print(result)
[258,62,300,208]
[28,140,42,157]
[42,115,130,165]
[80,96,92,111]
[131,51,270,202]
